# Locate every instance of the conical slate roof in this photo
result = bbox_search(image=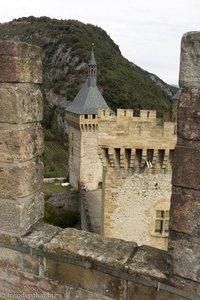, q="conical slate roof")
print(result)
[66,49,113,115]
[66,80,112,114]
